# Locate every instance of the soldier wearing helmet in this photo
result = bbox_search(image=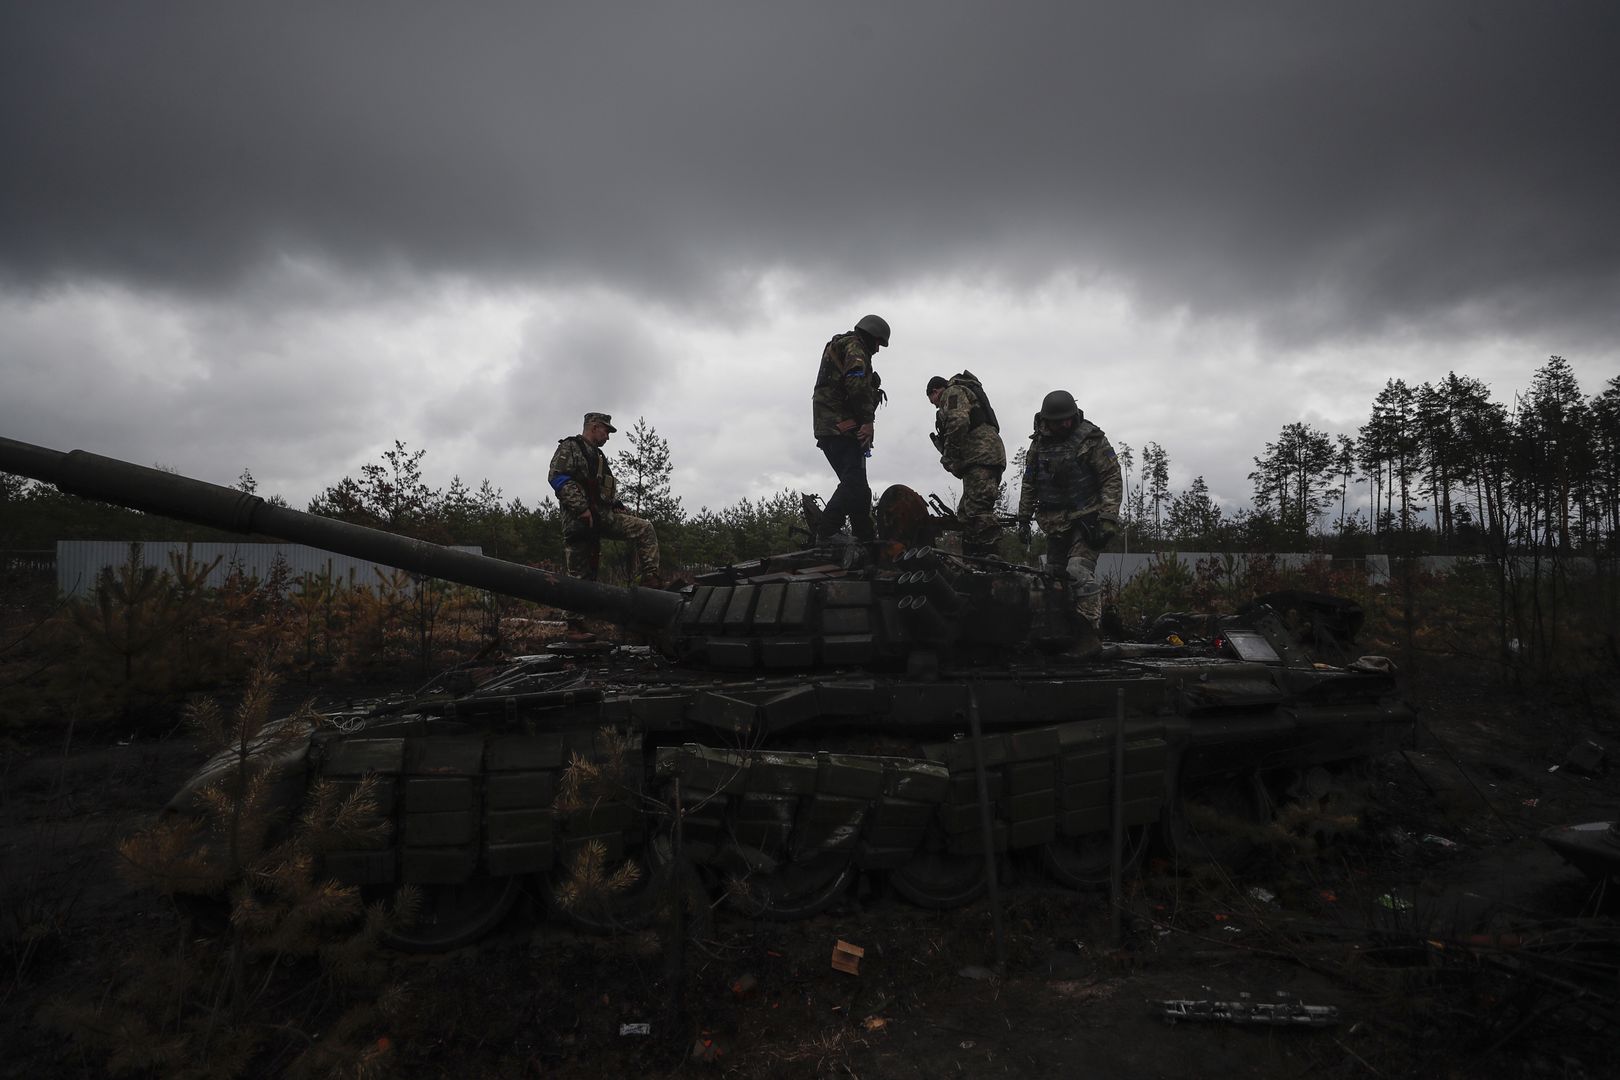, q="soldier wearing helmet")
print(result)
[809,314,890,543]
[927,371,1006,555]
[1016,390,1122,647]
